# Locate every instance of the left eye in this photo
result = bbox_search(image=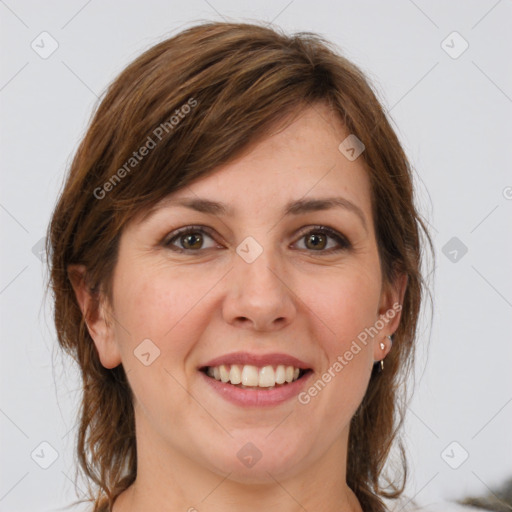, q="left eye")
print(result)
[163,225,351,253]
[294,226,351,252]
